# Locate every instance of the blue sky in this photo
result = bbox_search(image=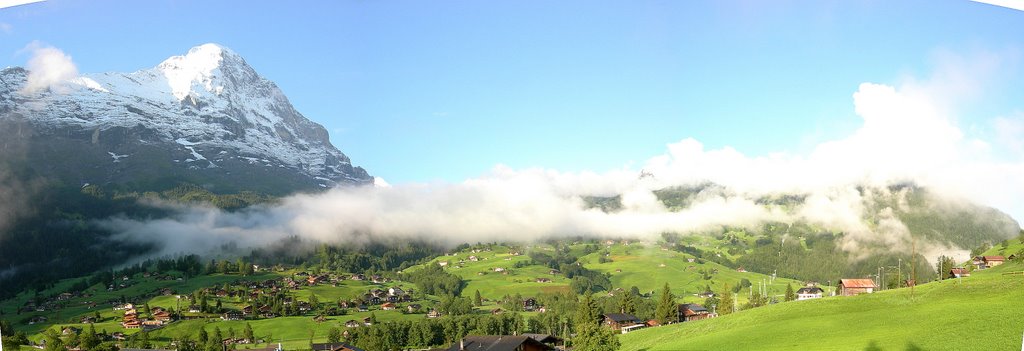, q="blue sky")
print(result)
[1,0,1023,184]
